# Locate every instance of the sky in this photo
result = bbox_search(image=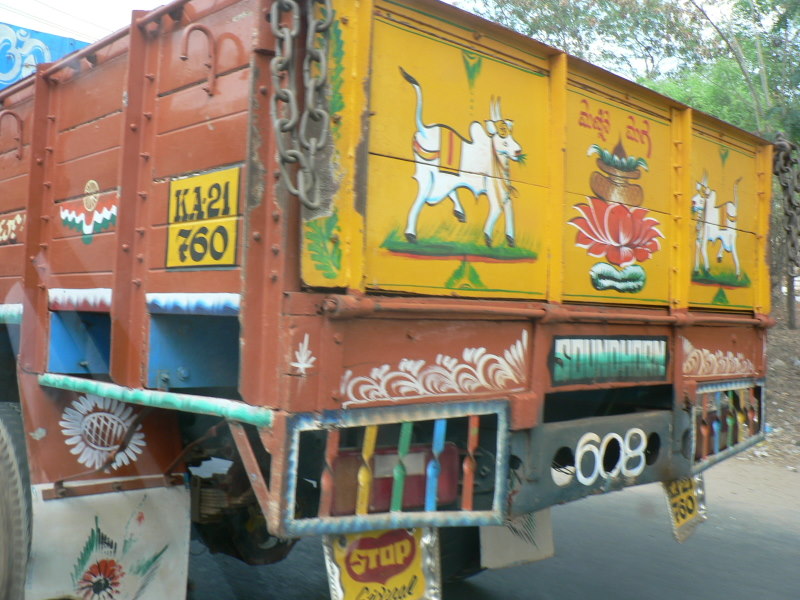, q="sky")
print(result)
[0,0,167,42]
